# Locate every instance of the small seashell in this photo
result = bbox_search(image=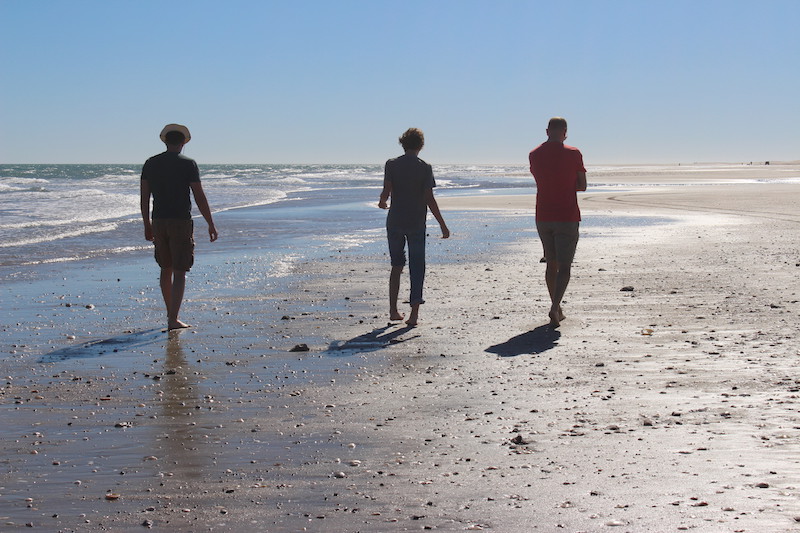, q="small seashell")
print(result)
[105,493,120,500]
